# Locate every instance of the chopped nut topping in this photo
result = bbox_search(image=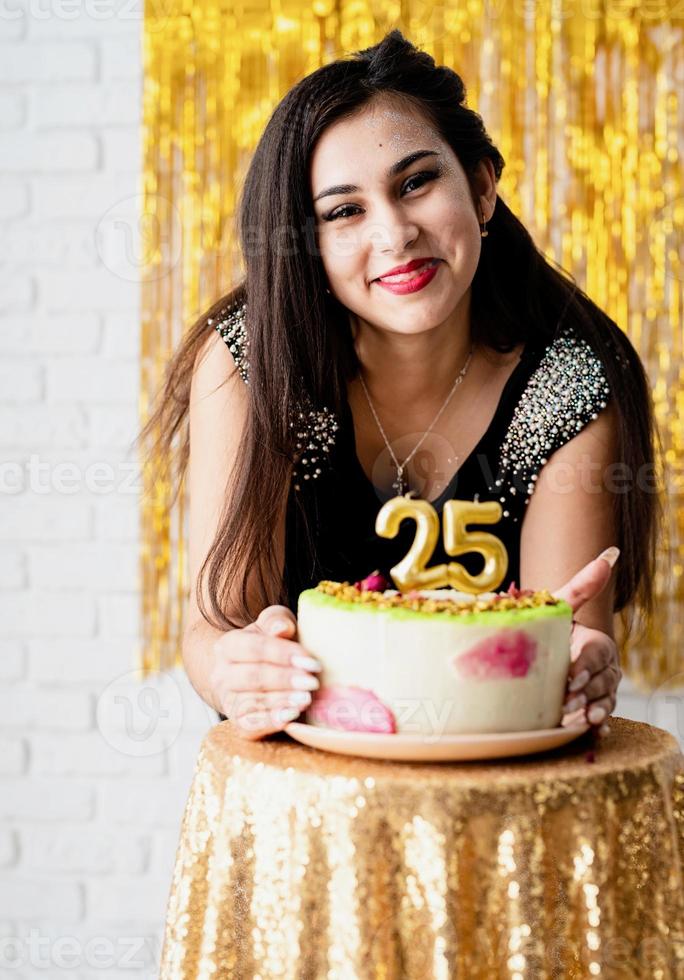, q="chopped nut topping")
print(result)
[314,580,562,615]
